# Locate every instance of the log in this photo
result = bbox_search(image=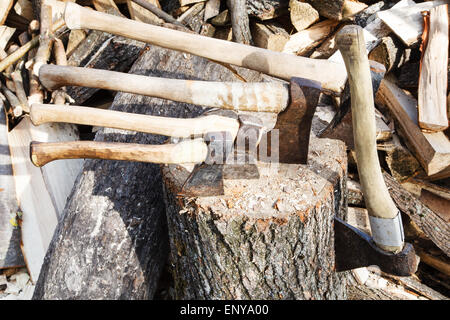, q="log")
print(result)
[162,137,349,299]
[177,2,204,33]
[0,0,14,26]
[33,44,219,299]
[204,0,220,21]
[251,21,289,52]
[0,26,15,51]
[383,172,450,257]
[377,0,450,46]
[319,105,392,150]
[66,32,146,105]
[227,0,253,45]
[375,77,450,177]
[368,35,411,73]
[289,0,319,32]
[418,5,449,132]
[305,0,366,21]
[283,20,339,56]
